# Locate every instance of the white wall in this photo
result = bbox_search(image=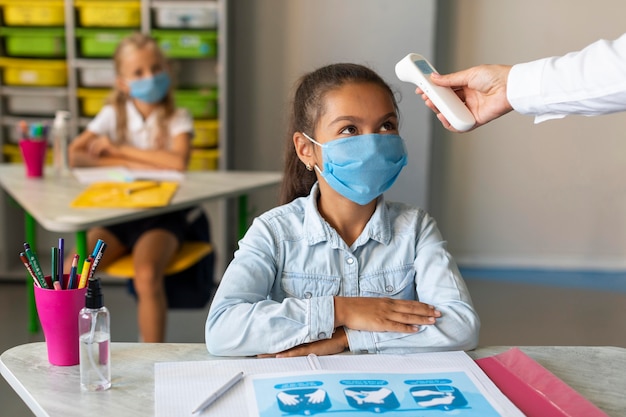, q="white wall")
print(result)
[228,0,437,237]
[432,1,626,270]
